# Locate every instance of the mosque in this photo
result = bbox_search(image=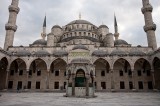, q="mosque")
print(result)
[0,0,160,97]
